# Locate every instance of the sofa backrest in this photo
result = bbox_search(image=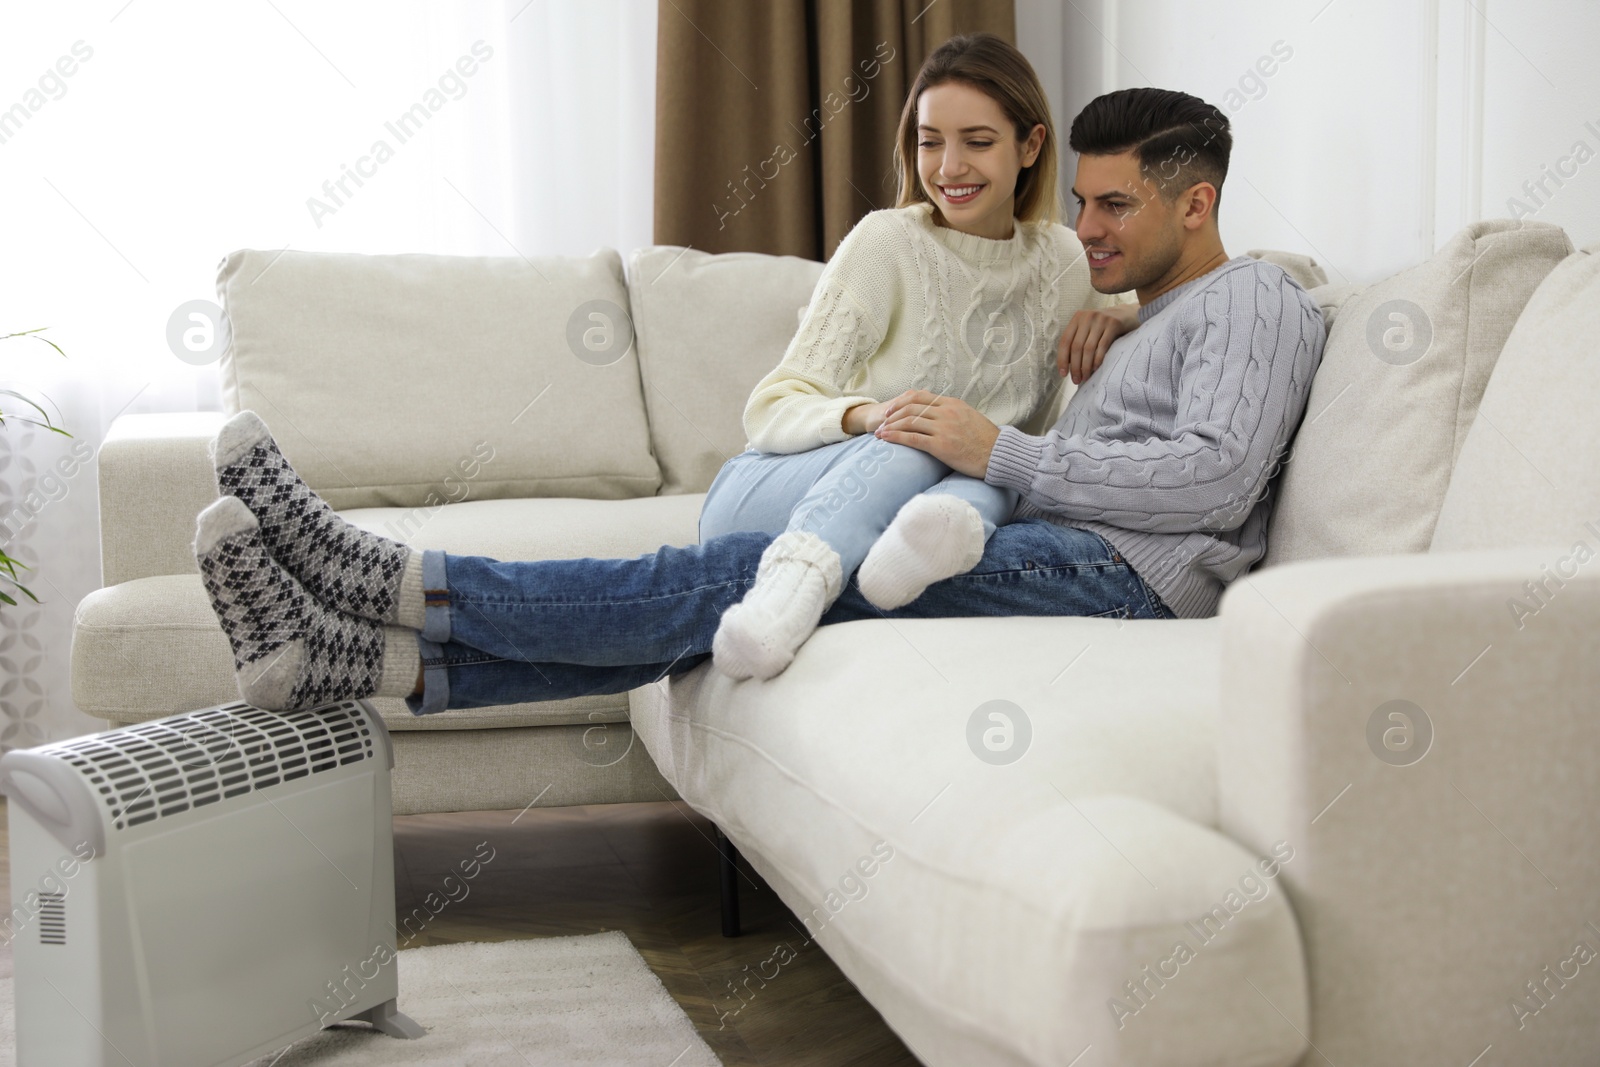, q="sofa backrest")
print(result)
[626,246,826,495]
[1429,243,1600,553]
[1245,248,1328,291]
[1259,220,1574,569]
[216,248,661,510]
[627,246,1320,496]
